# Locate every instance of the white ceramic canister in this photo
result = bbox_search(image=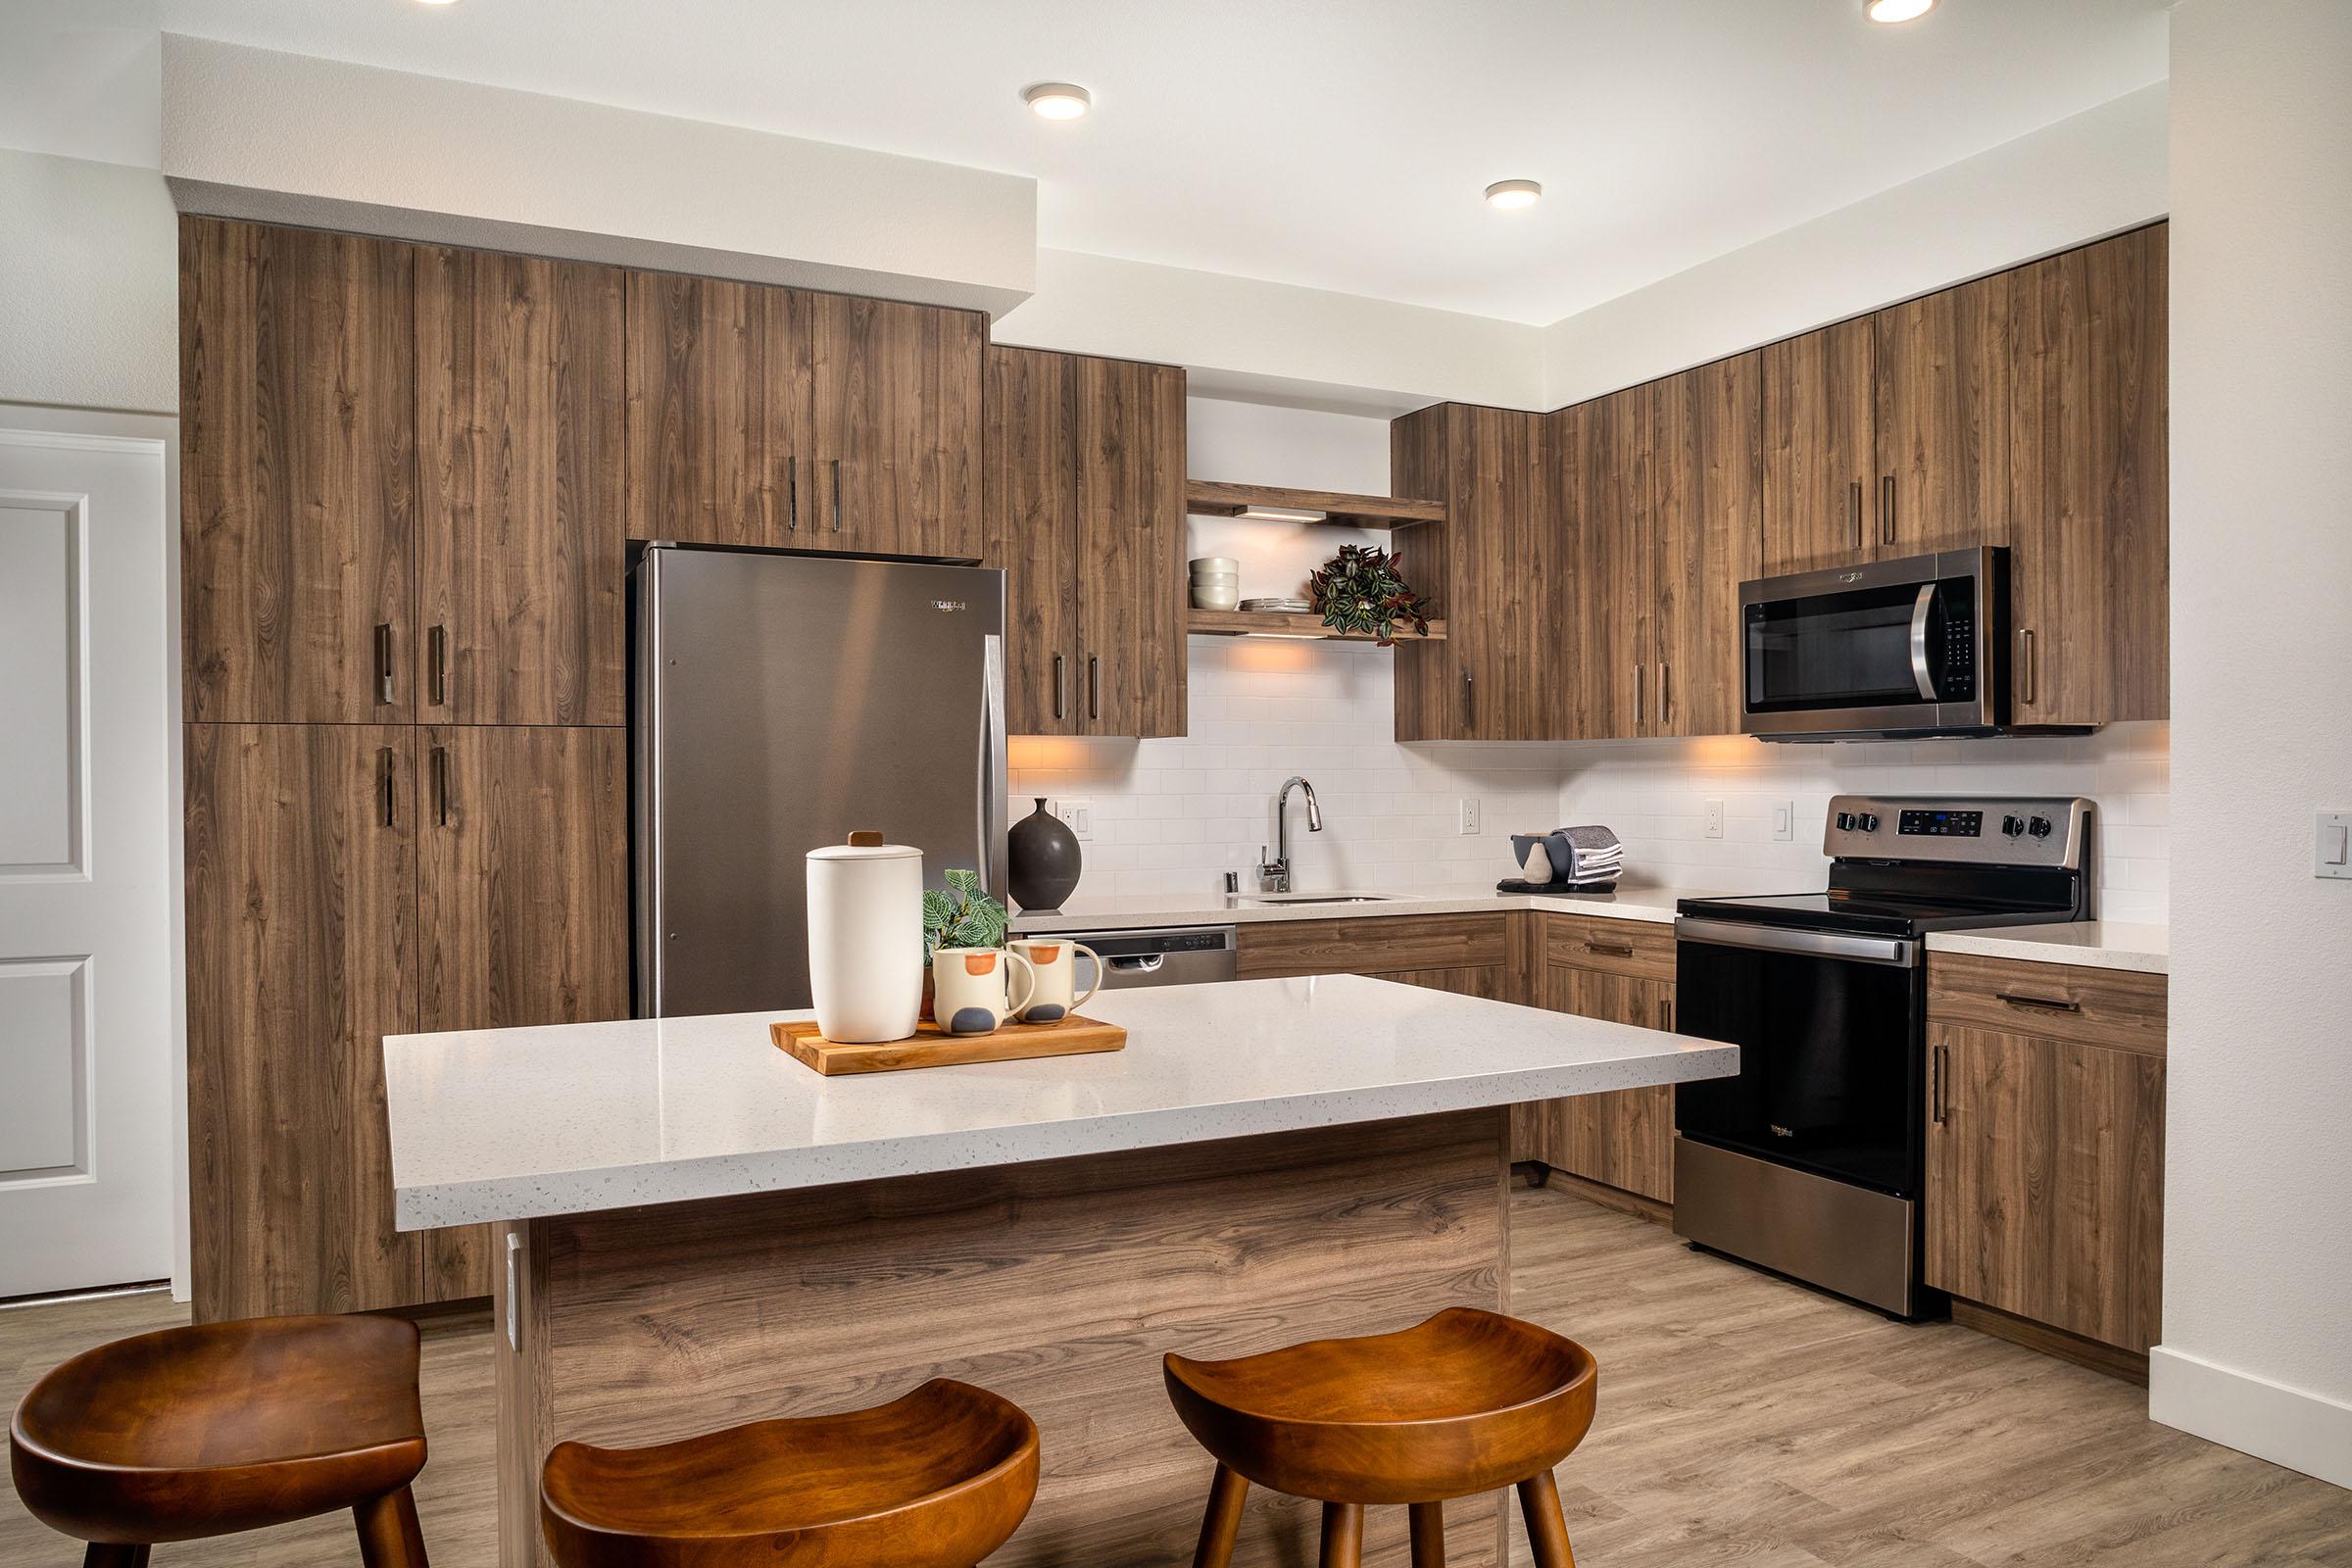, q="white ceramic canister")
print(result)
[805,833,924,1042]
